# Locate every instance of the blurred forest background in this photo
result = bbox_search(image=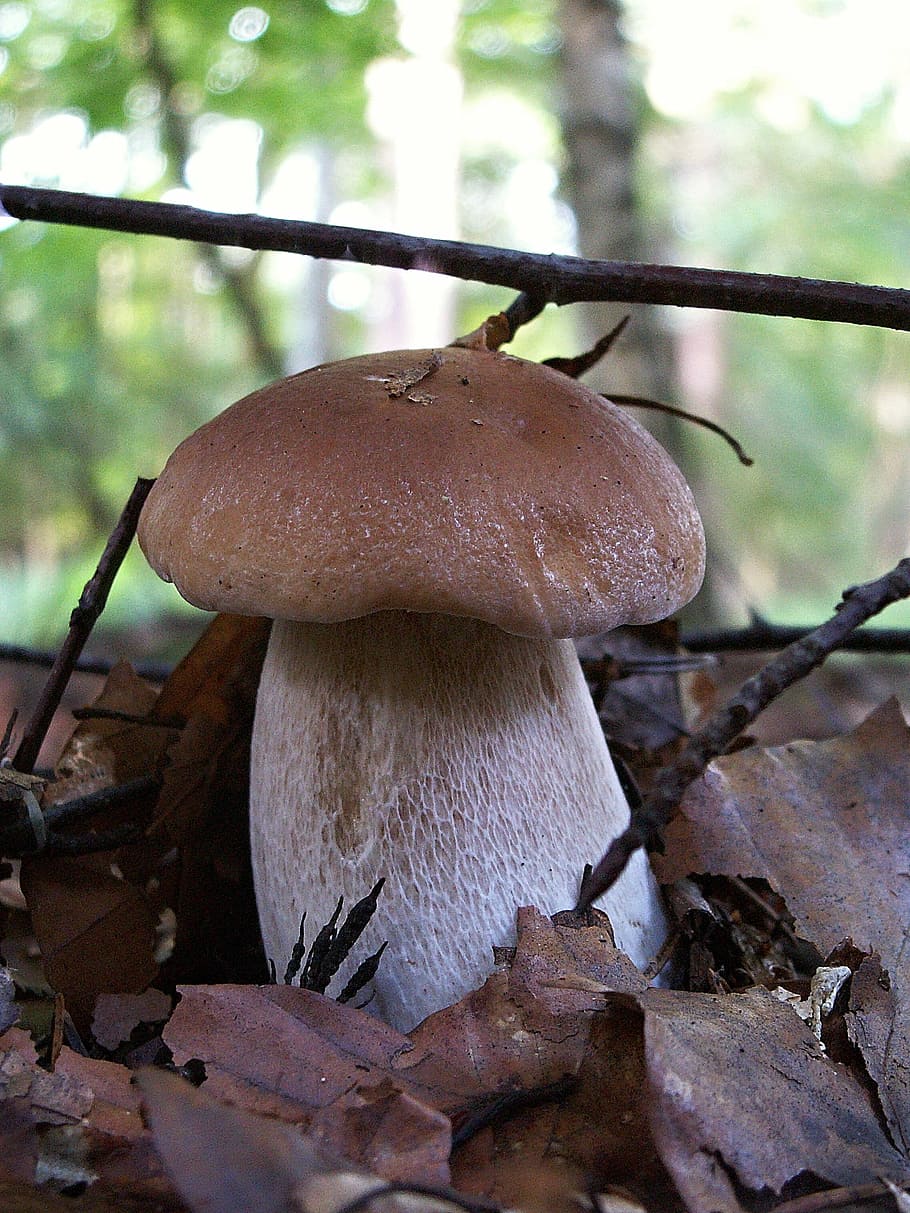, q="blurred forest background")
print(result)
[1,0,910,671]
